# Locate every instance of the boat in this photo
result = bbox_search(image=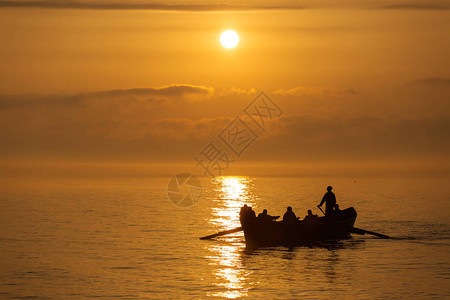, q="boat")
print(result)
[240,207,357,248]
